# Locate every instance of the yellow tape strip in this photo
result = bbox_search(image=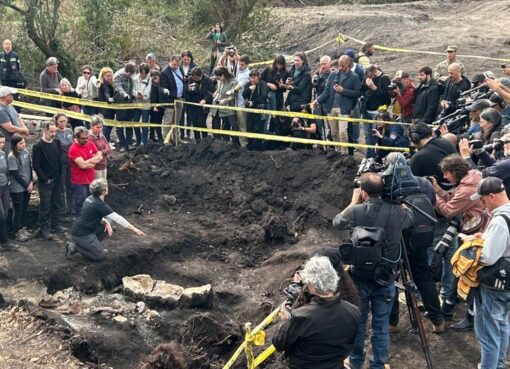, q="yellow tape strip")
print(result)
[19,114,53,121]
[177,100,408,126]
[337,32,510,63]
[16,88,174,110]
[253,345,276,368]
